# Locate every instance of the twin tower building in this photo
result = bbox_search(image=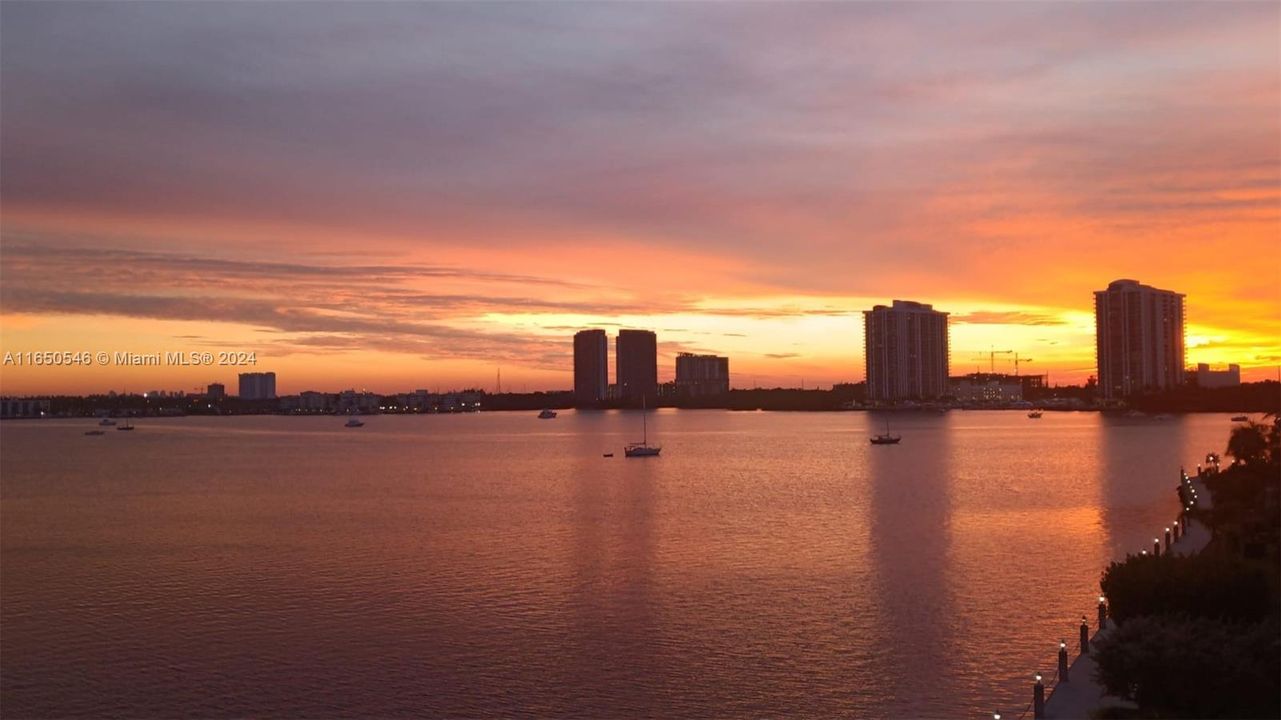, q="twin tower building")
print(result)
[575,279,1185,406]
[573,329,657,406]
